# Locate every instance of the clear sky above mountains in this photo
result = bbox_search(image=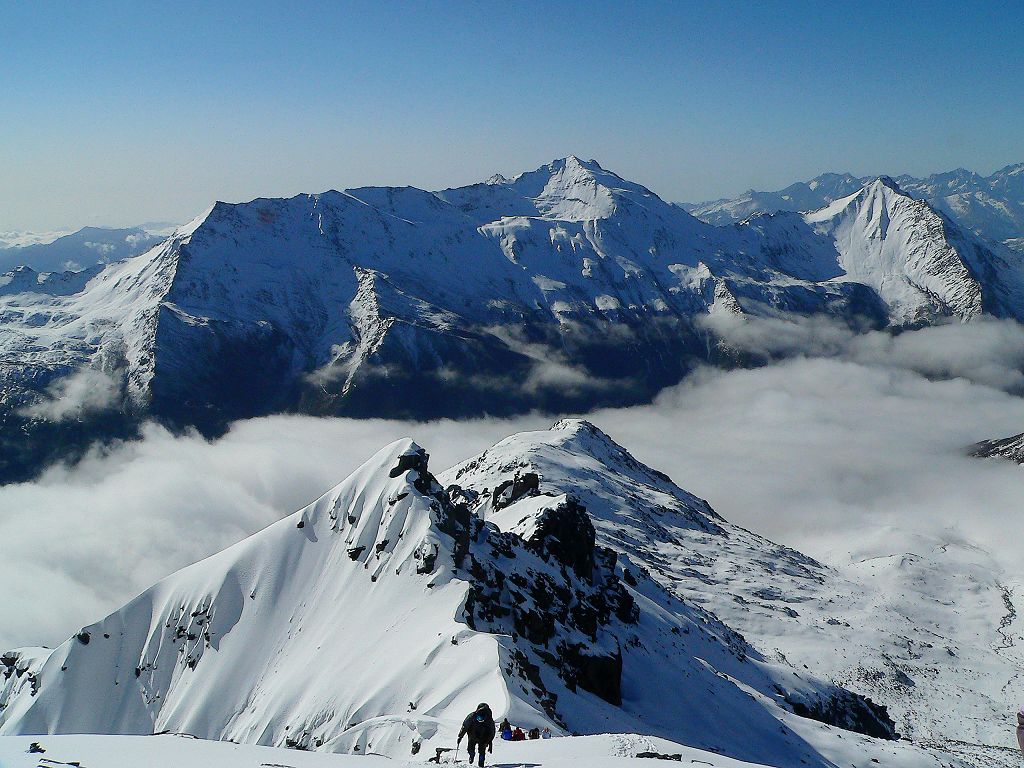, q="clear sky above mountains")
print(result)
[3,0,1022,230]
